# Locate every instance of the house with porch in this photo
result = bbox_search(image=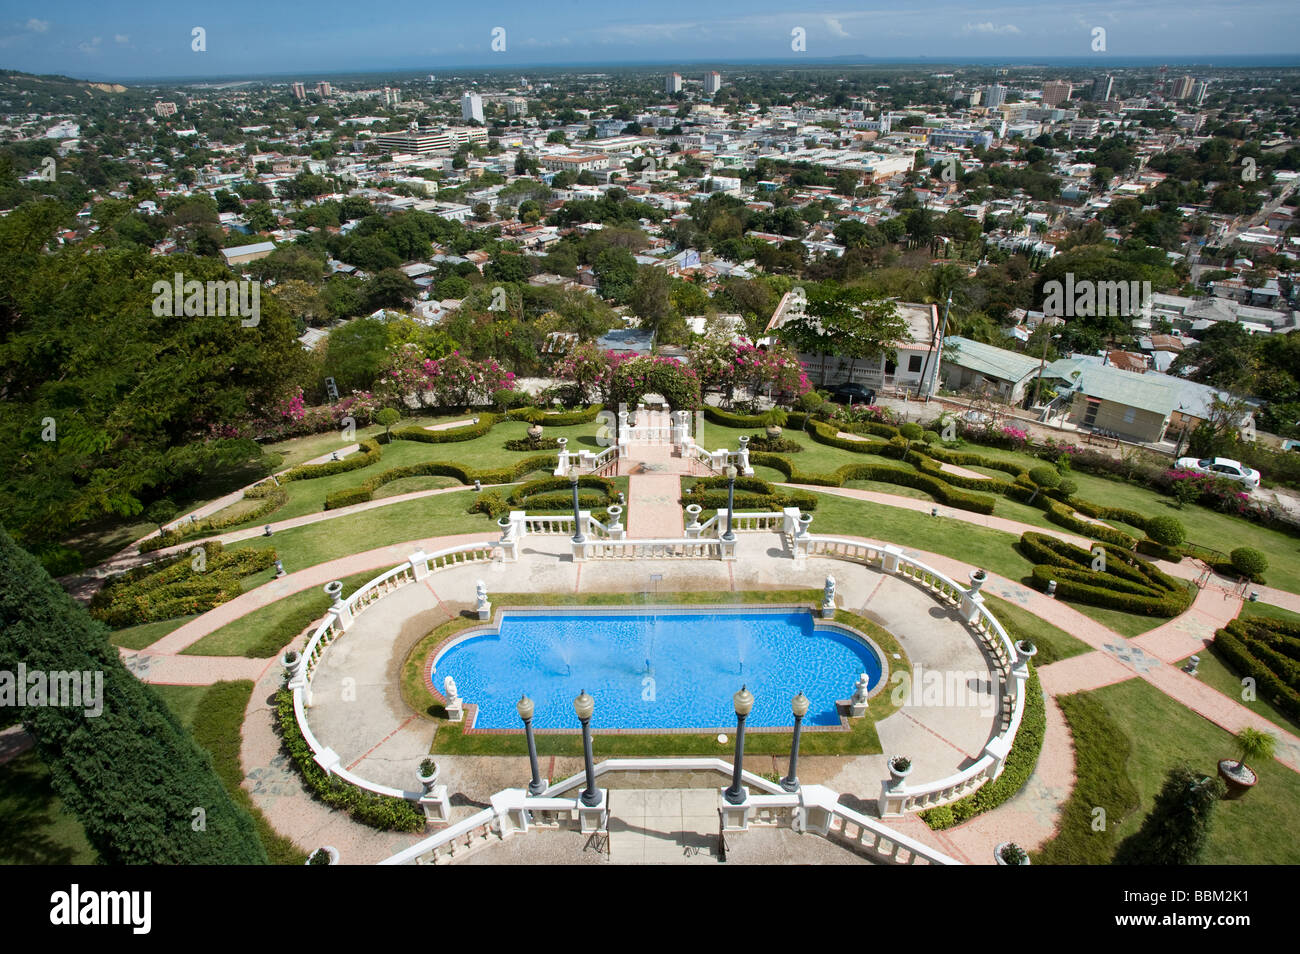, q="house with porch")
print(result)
[939,336,1044,404]
[766,291,943,396]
